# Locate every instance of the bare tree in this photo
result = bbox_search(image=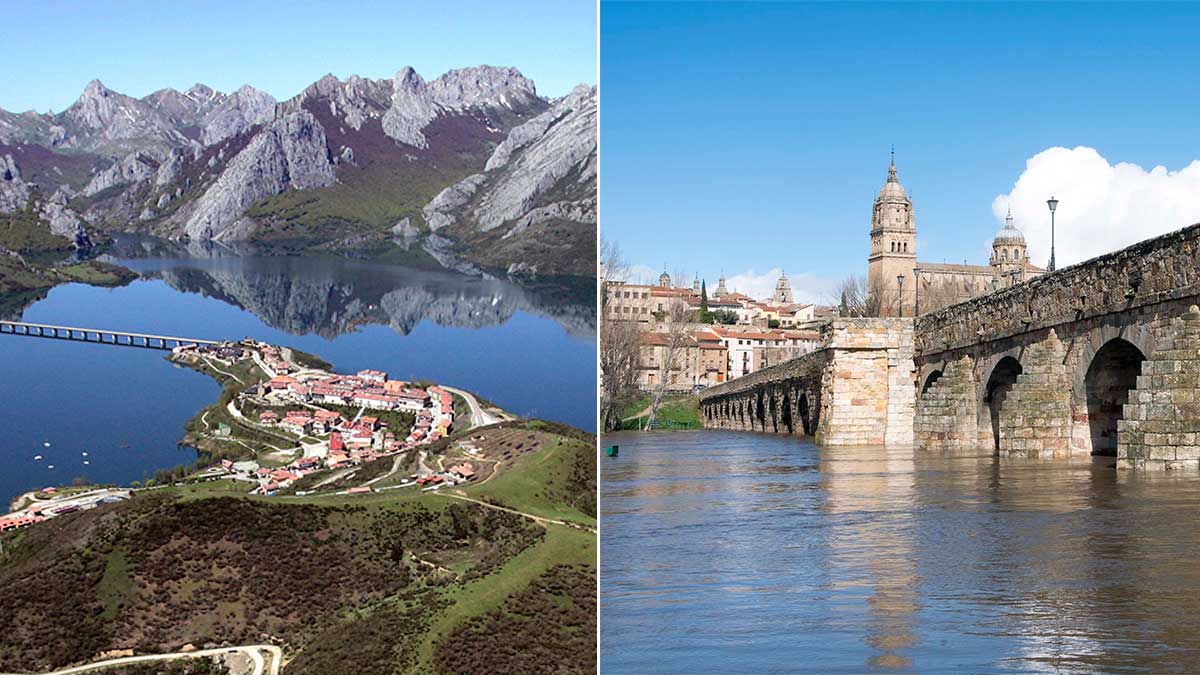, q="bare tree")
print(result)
[600,239,643,431]
[917,275,983,315]
[832,275,882,317]
[645,300,697,429]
